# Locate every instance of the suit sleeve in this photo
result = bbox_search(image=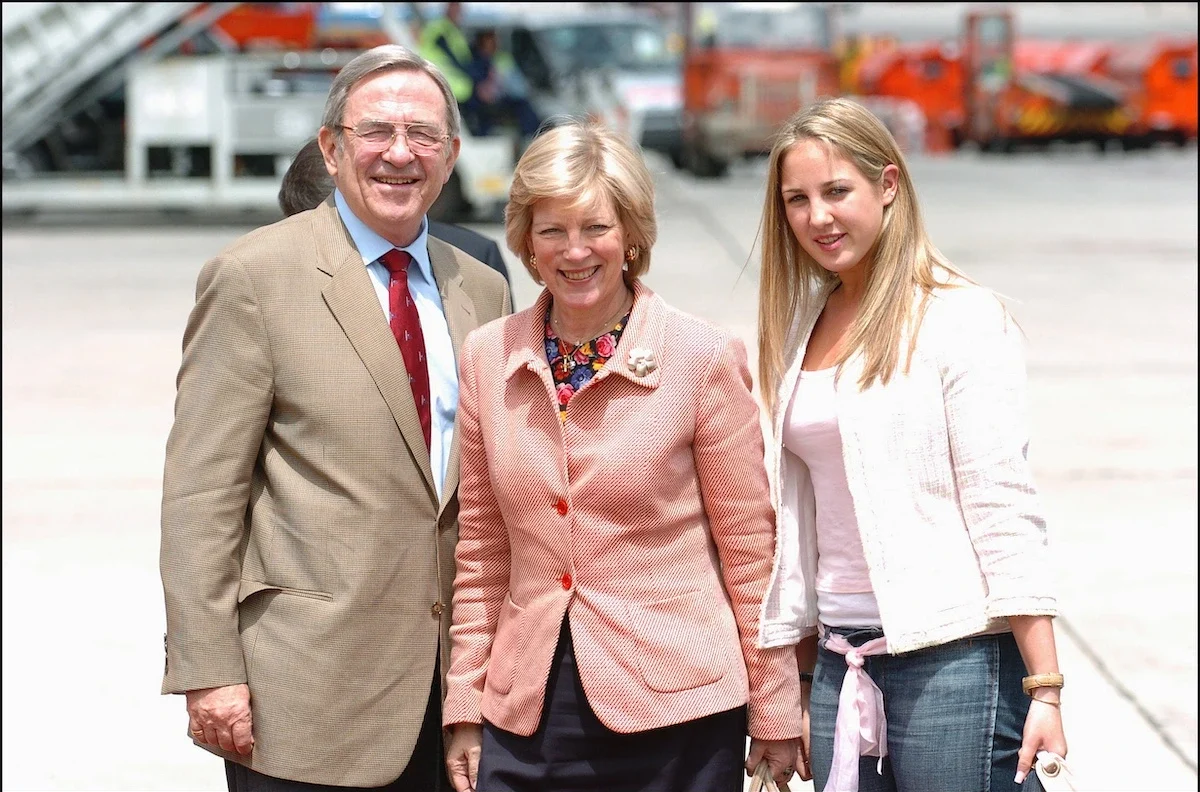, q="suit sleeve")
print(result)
[160,254,273,694]
[936,289,1056,618]
[443,334,512,726]
[693,336,802,740]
